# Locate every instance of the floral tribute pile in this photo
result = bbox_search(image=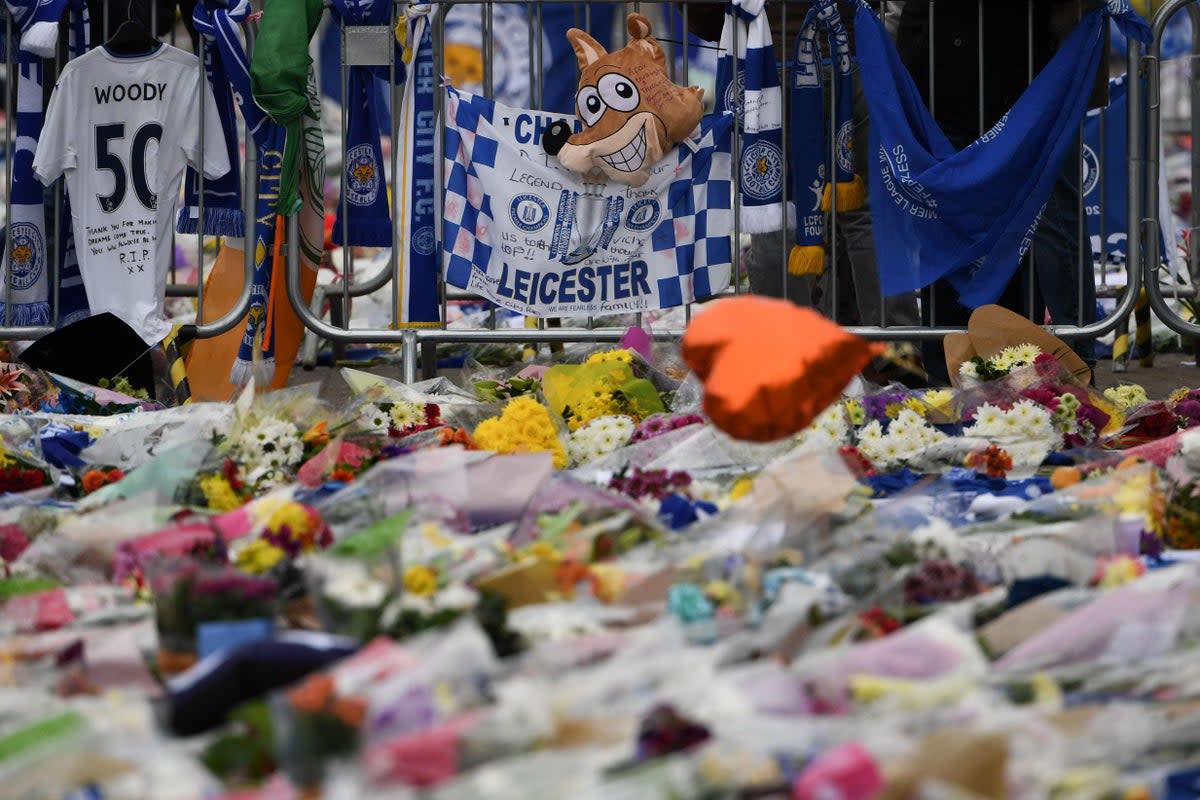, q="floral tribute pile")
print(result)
[4,334,1200,800]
